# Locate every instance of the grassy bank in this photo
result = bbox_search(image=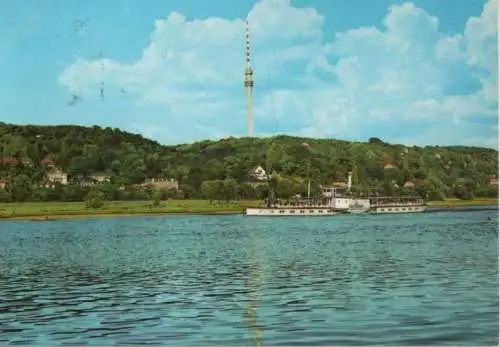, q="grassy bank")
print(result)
[0,198,497,221]
[0,200,260,220]
[427,198,498,208]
